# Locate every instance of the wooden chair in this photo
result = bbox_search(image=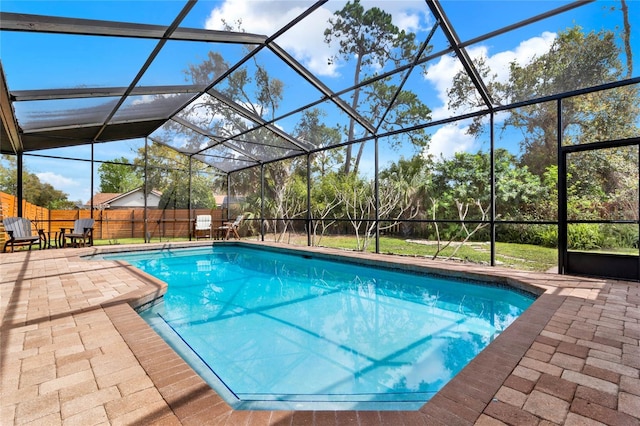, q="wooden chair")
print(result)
[2,217,43,253]
[218,215,244,240]
[60,218,95,248]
